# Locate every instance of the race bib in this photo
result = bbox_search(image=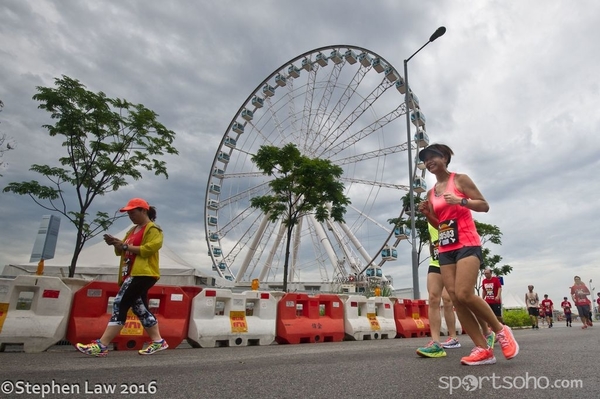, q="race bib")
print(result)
[121,257,132,279]
[439,219,459,247]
